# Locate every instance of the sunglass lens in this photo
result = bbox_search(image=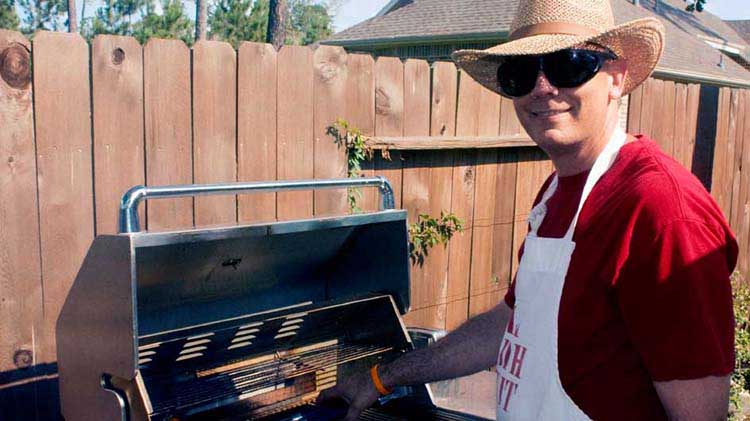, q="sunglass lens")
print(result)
[544,49,602,88]
[497,56,540,97]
